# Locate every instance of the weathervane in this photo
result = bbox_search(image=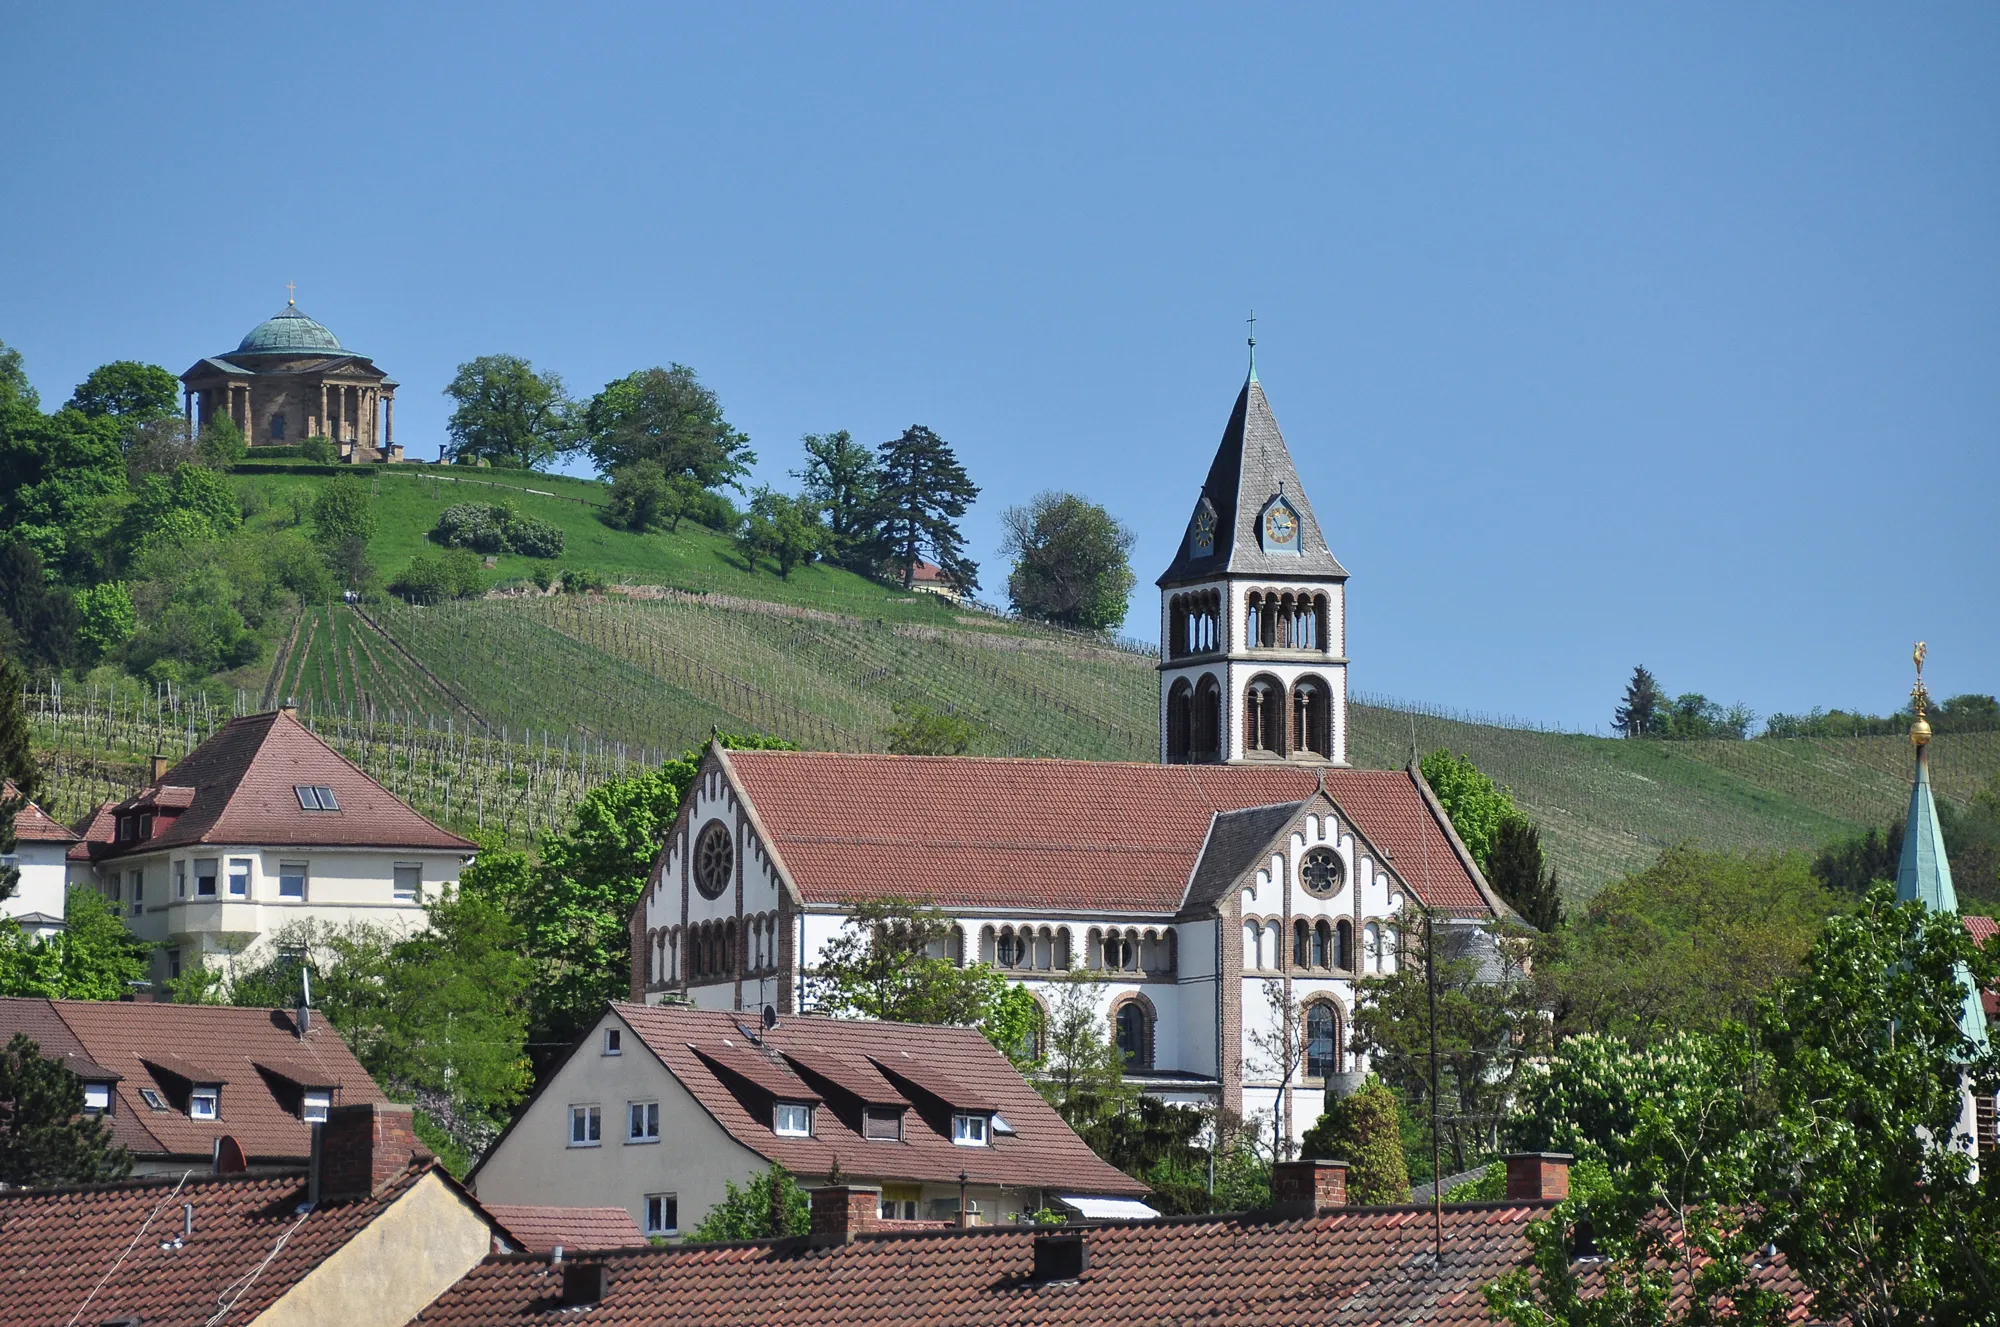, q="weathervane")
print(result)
[1911,641,1932,747]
